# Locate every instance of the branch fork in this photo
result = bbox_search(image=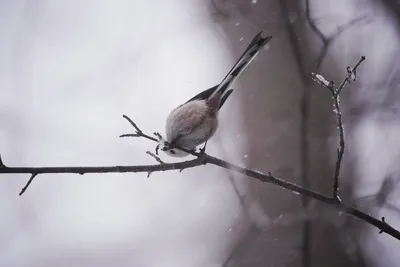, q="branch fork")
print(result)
[310,56,366,200]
